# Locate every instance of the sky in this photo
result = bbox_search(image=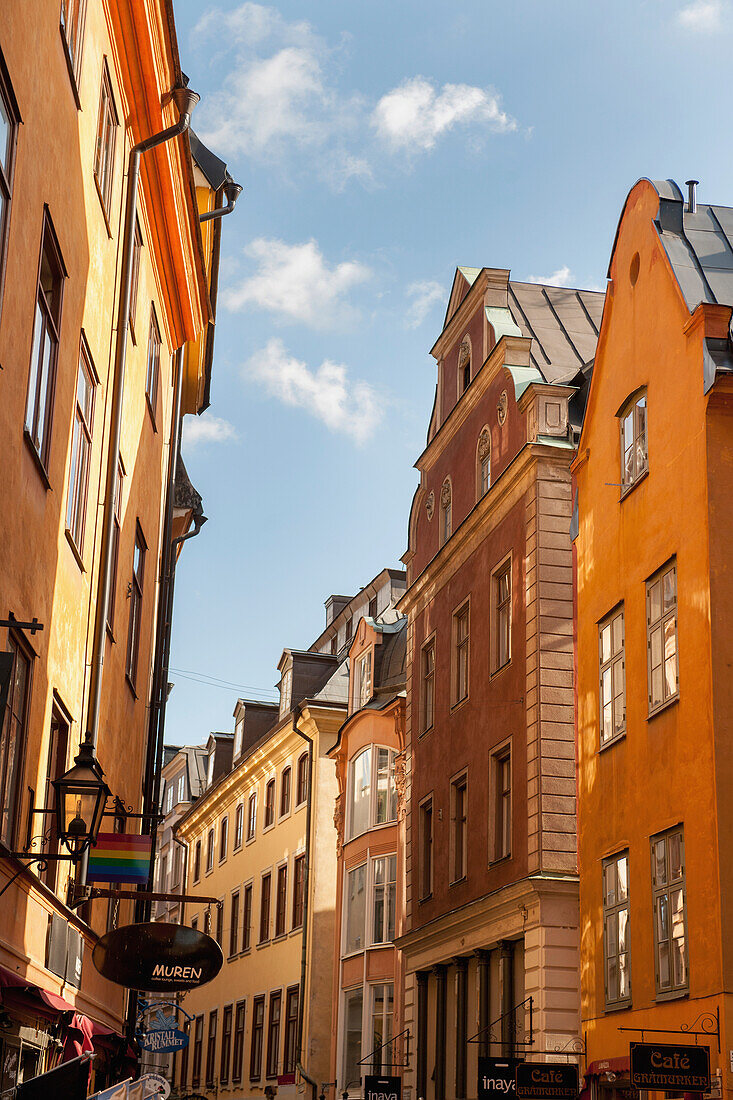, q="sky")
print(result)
[166,0,733,745]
